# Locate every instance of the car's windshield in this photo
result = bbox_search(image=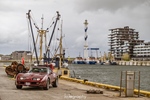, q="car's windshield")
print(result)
[29,68,47,73]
